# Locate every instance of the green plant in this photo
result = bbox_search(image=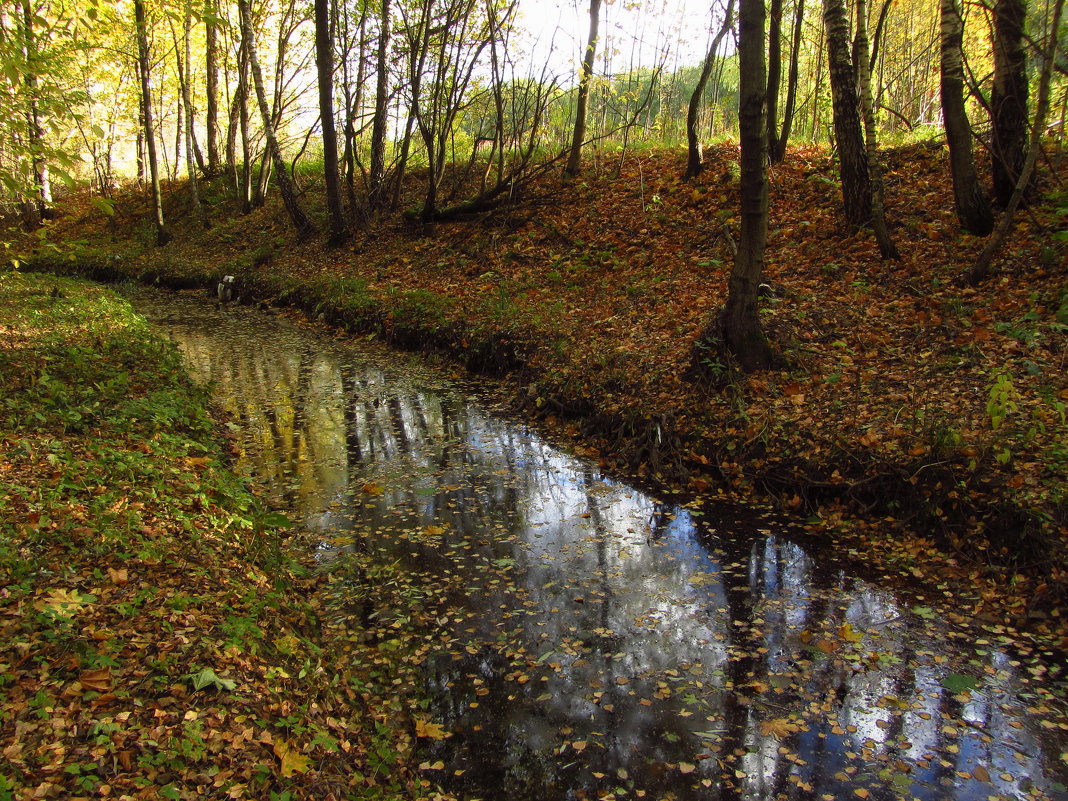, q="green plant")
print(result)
[987,372,1019,431]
